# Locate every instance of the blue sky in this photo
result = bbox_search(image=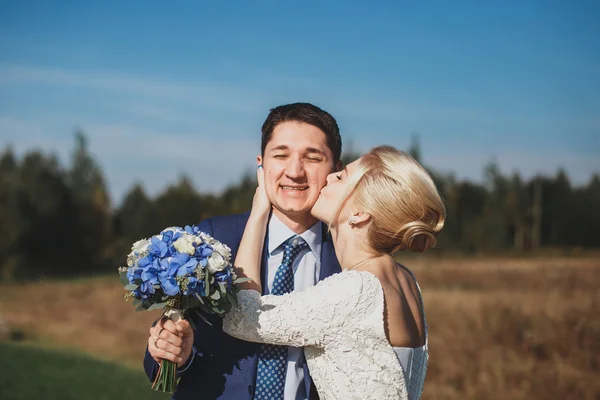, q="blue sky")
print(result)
[1,0,598,204]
